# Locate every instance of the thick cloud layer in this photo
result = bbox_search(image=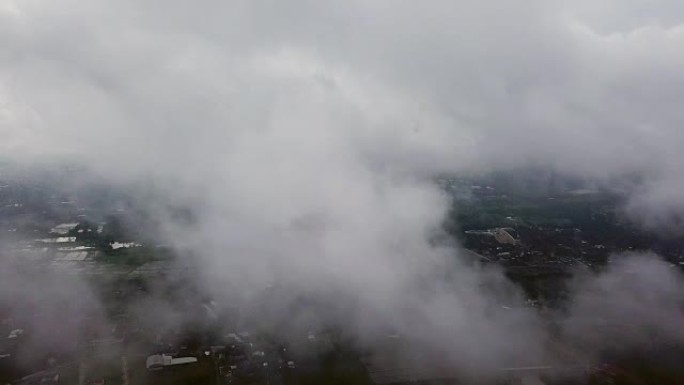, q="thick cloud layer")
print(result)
[2,0,684,376]
[2,1,684,219]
